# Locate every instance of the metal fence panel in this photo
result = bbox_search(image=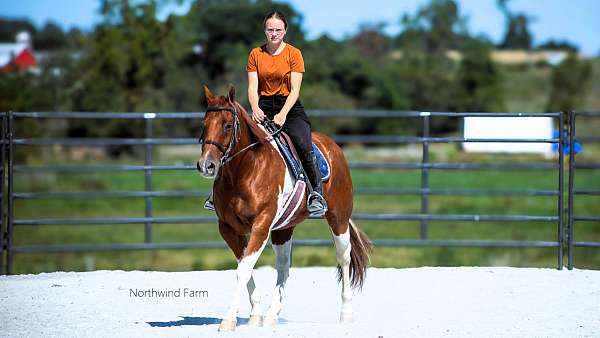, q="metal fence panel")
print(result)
[2,110,590,274]
[568,111,600,269]
[1,113,6,274]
